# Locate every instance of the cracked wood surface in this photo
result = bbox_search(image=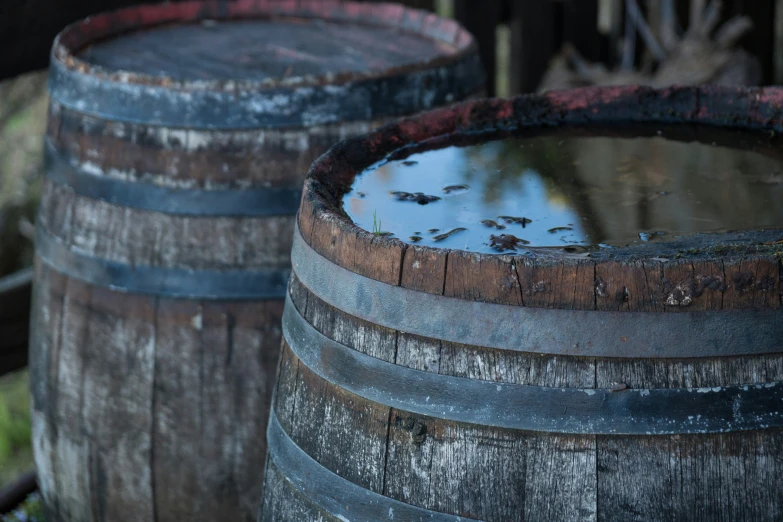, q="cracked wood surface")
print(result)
[263,231,783,521]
